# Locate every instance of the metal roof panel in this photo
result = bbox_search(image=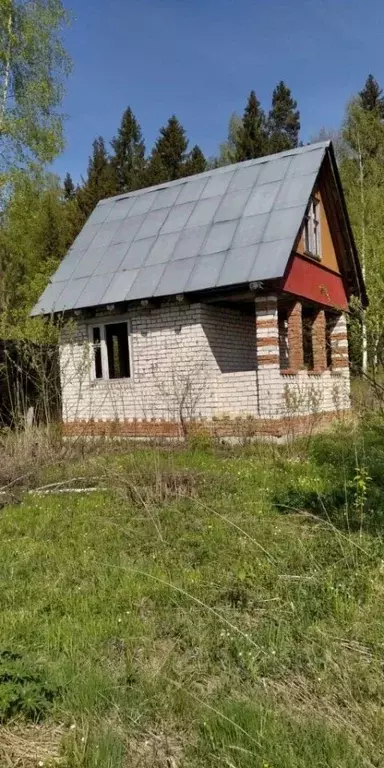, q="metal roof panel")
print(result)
[127,263,166,300]
[101,269,139,304]
[155,257,197,297]
[186,252,227,292]
[216,245,259,287]
[32,142,331,314]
